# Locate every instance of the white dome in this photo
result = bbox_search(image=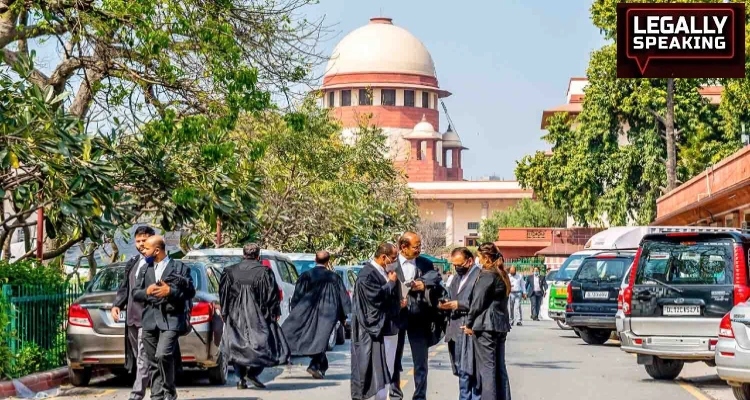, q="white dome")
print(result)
[441,124,465,149]
[325,18,436,78]
[404,115,441,140]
